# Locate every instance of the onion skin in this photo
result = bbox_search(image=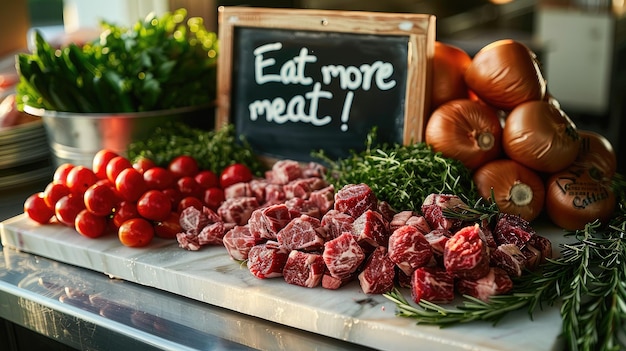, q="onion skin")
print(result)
[545,166,616,230]
[503,100,580,173]
[425,99,503,170]
[431,42,472,109]
[464,39,547,111]
[473,159,545,222]
[574,130,617,181]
